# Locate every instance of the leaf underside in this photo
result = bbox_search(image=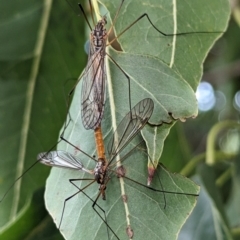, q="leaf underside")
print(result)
[0,0,230,239]
[44,0,230,239]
